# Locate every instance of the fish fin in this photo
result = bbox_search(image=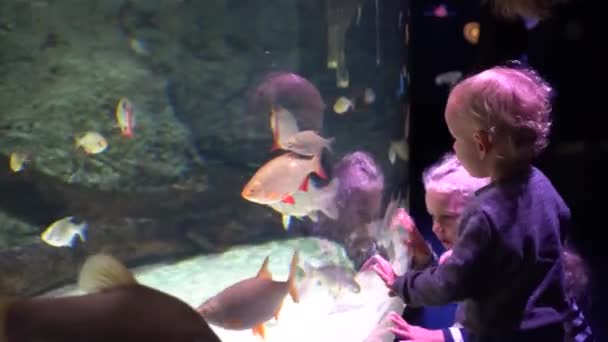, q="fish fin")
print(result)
[318,178,340,220]
[308,211,319,222]
[269,107,281,151]
[256,256,273,280]
[298,177,309,192]
[73,136,81,149]
[325,137,335,153]
[252,324,266,340]
[302,261,315,276]
[388,146,396,164]
[287,250,300,303]
[281,215,291,230]
[281,195,295,205]
[77,254,137,293]
[270,107,277,135]
[270,138,281,152]
[273,301,283,320]
[76,223,88,242]
[312,155,328,179]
